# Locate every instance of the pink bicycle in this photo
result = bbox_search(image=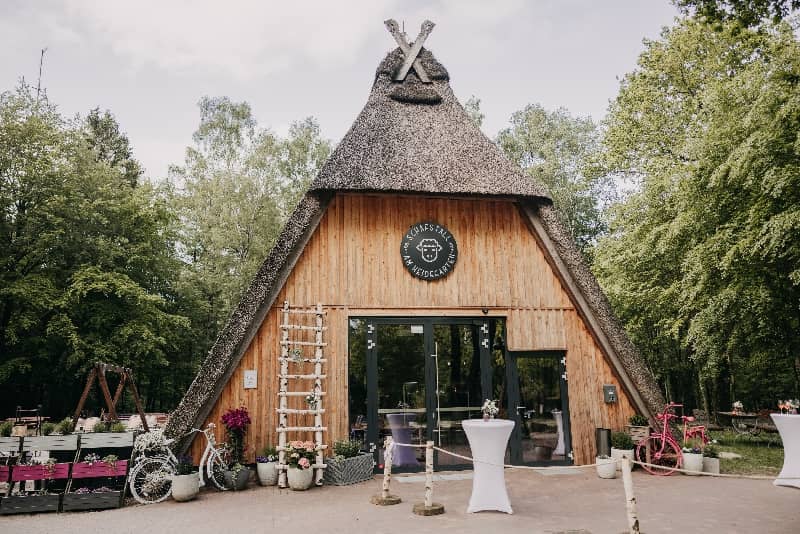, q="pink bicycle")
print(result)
[635,402,709,475]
